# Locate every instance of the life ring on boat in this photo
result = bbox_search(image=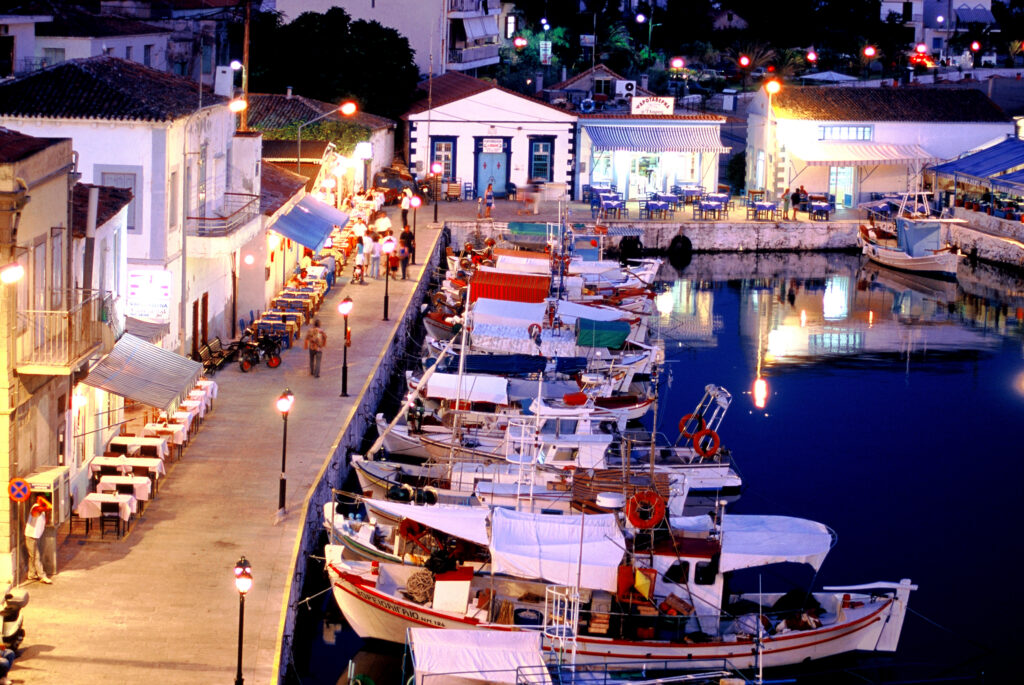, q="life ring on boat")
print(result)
[625,490,665,529]
[527,323,542,339]
[678,413,706,438]
[481,259,495,267]
[692,428,720,458]
[580,98,595,114]
[398,518,432,552]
